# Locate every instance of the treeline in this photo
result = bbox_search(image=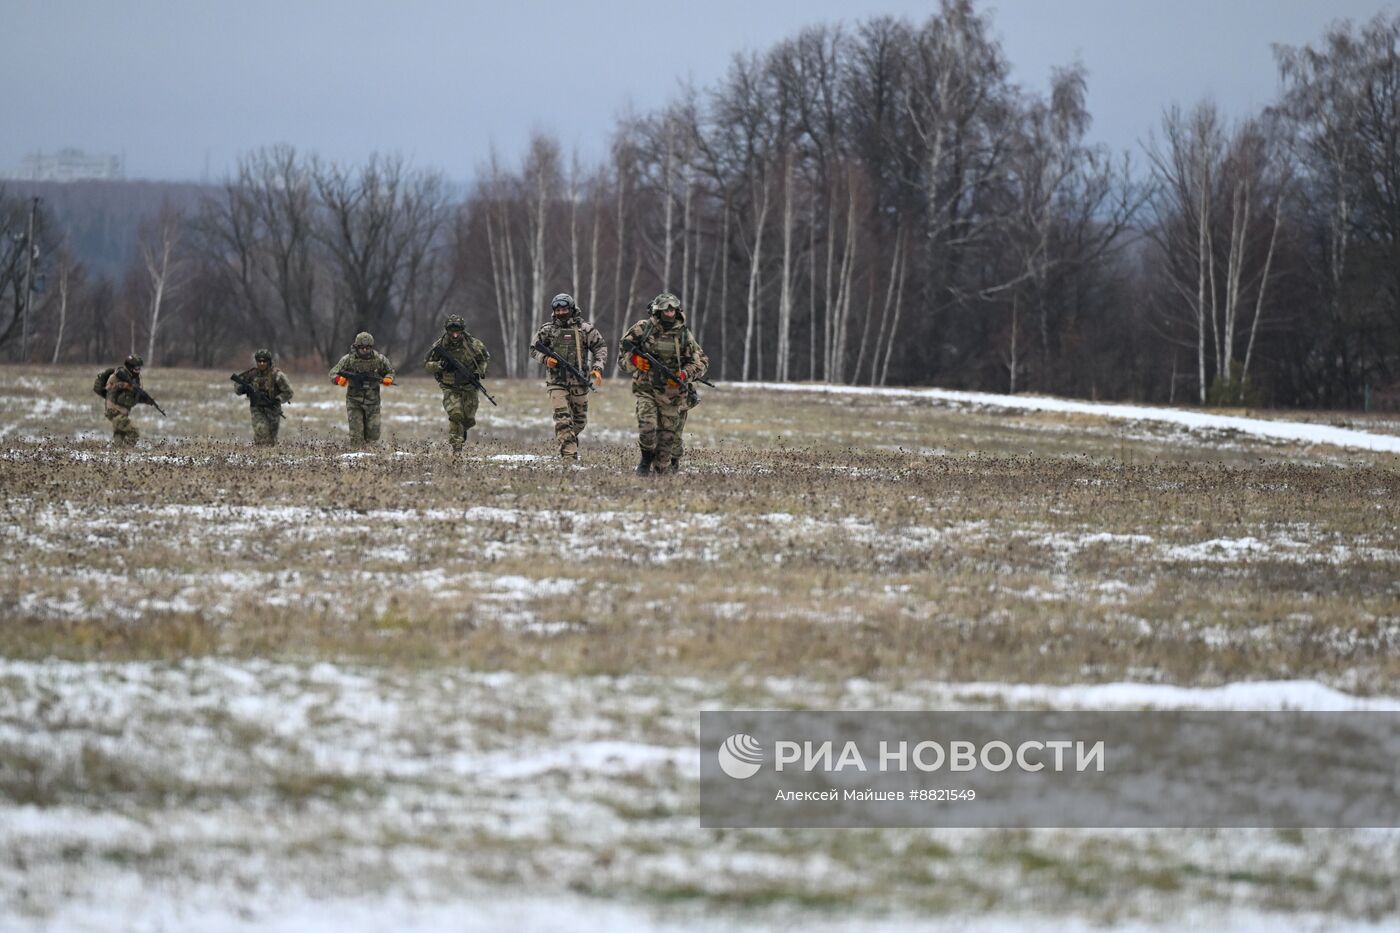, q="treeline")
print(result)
[3,1,1397,407]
